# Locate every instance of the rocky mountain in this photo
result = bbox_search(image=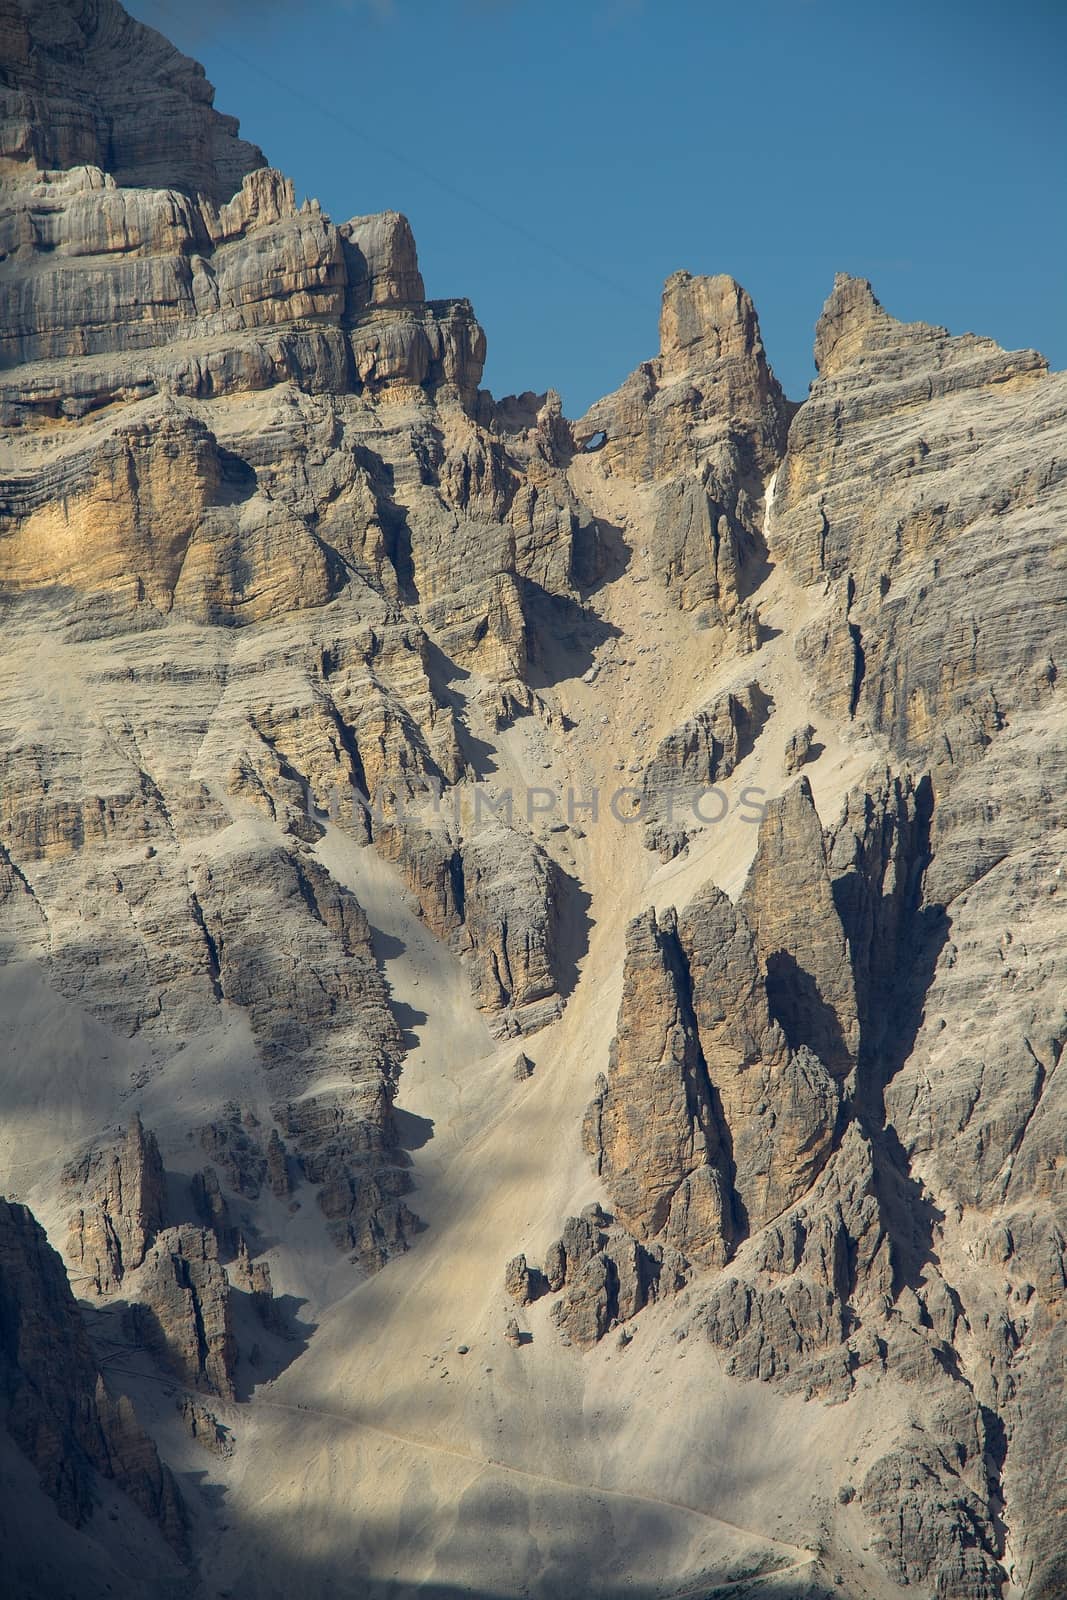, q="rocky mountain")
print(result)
[0,2,1063,1597]
[0,1195,187,1573]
